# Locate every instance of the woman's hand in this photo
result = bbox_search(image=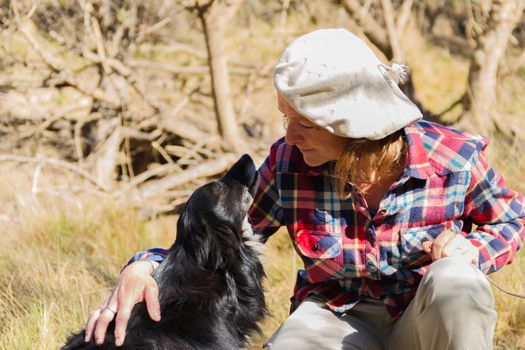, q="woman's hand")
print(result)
[85,260,161,346]
[422,230,479,266]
